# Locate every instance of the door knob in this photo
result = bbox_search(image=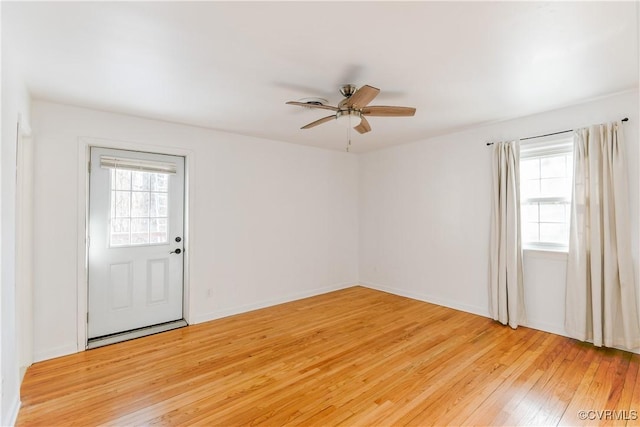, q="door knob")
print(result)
[170,248,182,254]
